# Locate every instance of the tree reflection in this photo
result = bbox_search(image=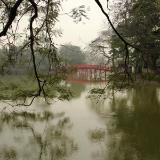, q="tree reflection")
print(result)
[0,110,77,160]
[88,84,160,160]
[69,83,86,99]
